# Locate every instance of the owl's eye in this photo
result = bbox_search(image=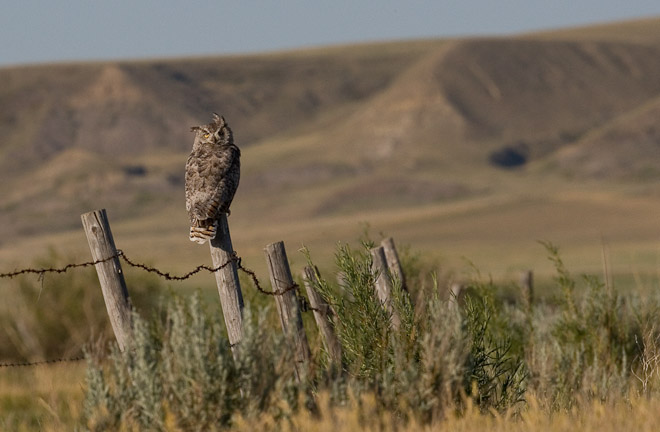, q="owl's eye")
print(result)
[203,133,210,138]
